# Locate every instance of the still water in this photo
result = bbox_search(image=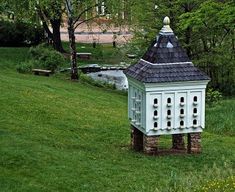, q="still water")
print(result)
[87,70,128,91]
